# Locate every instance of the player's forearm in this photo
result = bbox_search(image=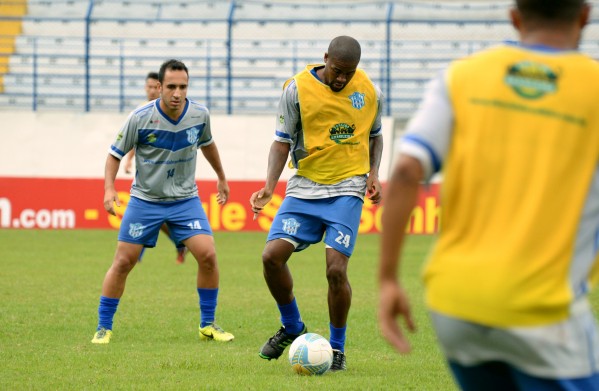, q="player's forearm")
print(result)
[201,142,227,181]
[263,141,290,192]
[104,154,121,190]
[369,135,383,178]
[379,155,423,283]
